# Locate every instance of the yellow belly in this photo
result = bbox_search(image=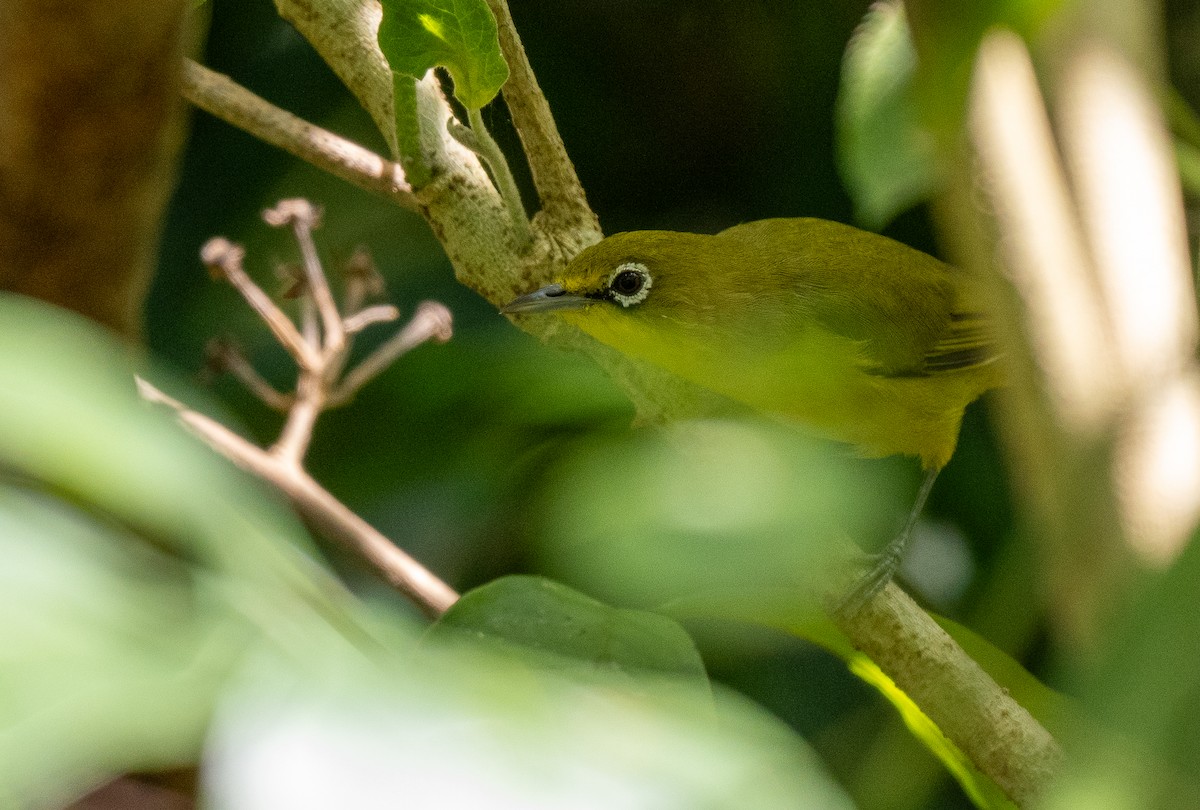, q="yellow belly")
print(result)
[565,306,998,469]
